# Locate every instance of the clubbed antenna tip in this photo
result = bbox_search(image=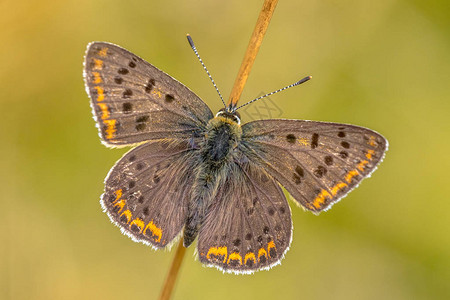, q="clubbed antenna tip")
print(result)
[186,34,195,49]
